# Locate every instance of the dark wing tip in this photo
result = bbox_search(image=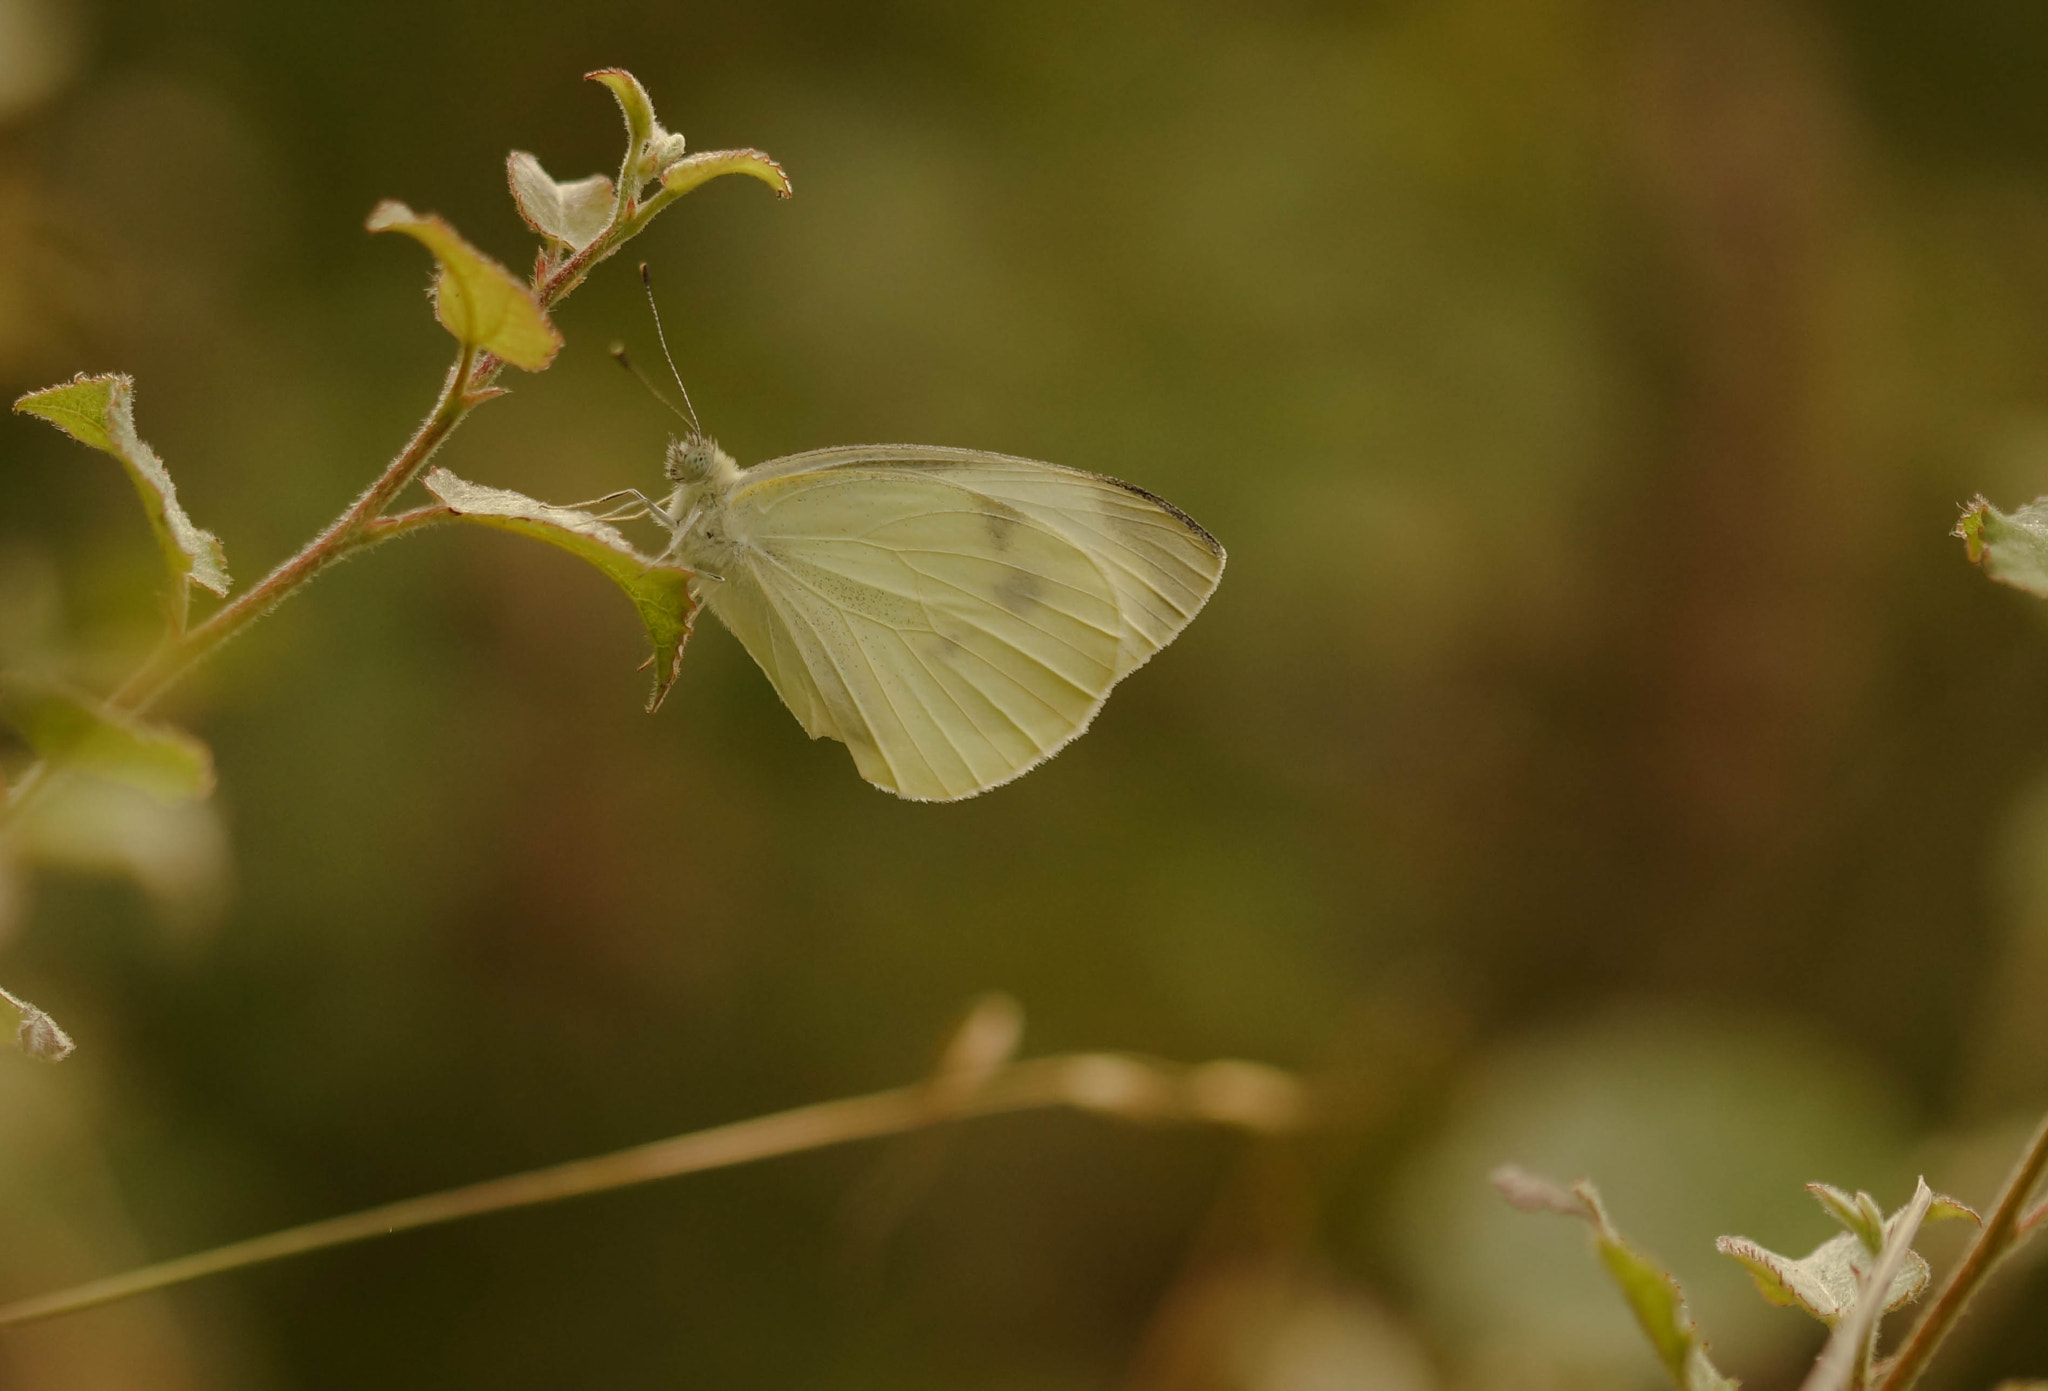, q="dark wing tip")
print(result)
[1098,475,1226,561]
